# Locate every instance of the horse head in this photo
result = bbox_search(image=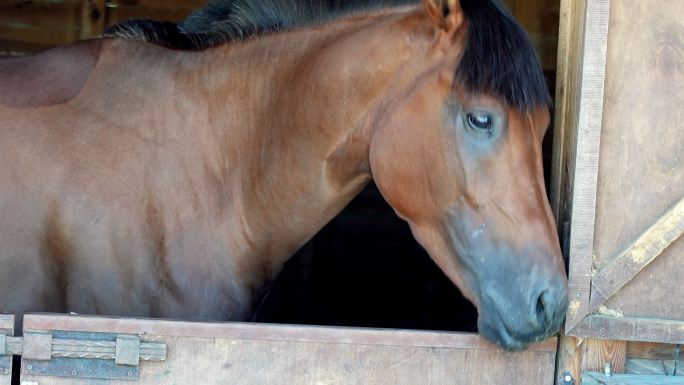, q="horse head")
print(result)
[369,0,567,349]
